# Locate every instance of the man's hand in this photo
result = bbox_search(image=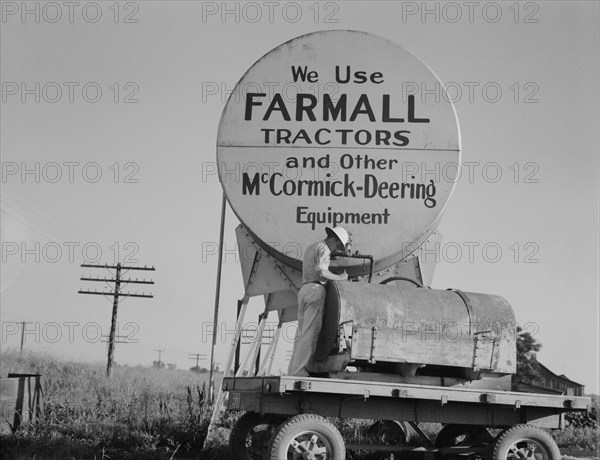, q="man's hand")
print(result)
[318,268,349,282]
